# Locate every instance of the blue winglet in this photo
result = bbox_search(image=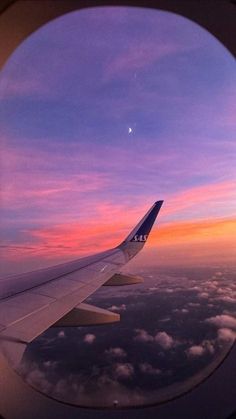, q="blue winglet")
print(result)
[122,200,164,244]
